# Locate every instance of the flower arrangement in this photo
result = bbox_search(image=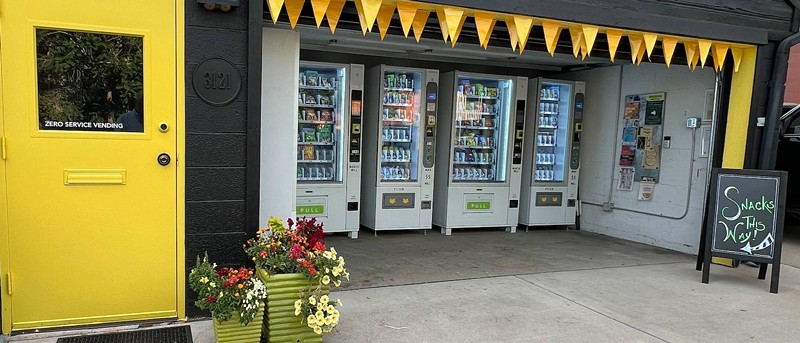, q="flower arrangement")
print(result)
[245,216,350,335]
[188,253,267,325]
